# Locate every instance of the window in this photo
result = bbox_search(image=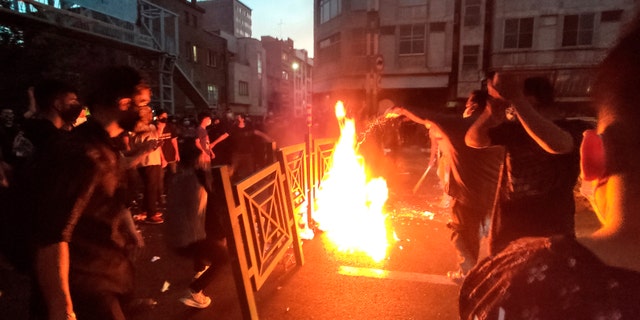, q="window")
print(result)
[320,0,342,24]
[399,24,425,54]
[191,44,198,63]
[464,0,481,26]
[462,45,480,69]
[238,81,249,96]
[562,13,594,46]
[601,10,623,22]
[318,33,341,63]
[504,17,534,49]
[186,42,198,62]
[207,84,218,105]
[207,50,217,67]
[398,5,427,20]
[184,11,190,25]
